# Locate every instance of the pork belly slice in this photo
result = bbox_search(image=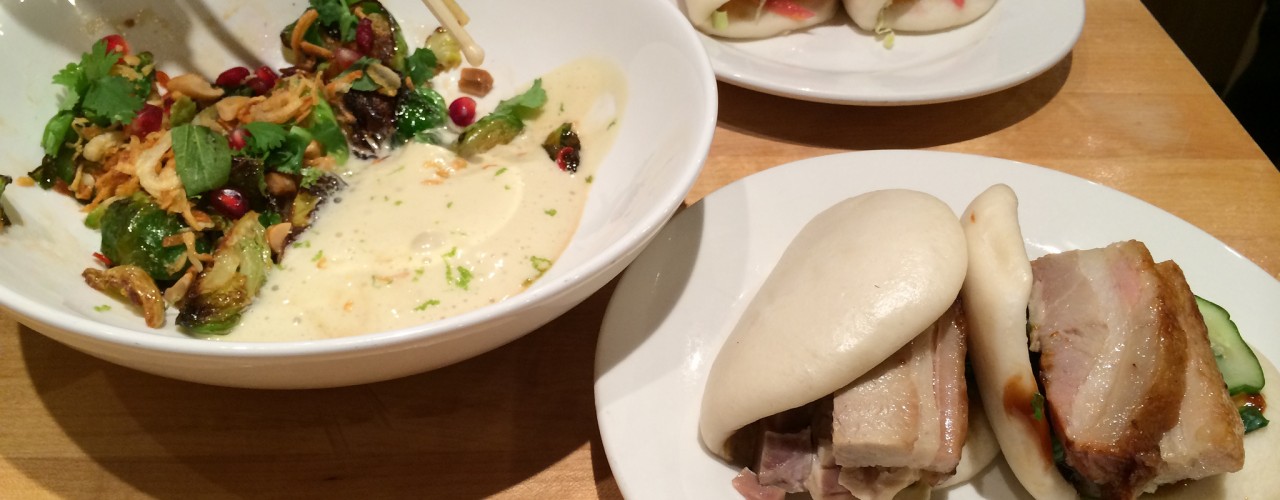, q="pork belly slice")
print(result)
[1151,261,1244,487]
[732,468,787,500]
[1029,241,1188,498]
[757,428,814,493]
[831,301,968,497]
